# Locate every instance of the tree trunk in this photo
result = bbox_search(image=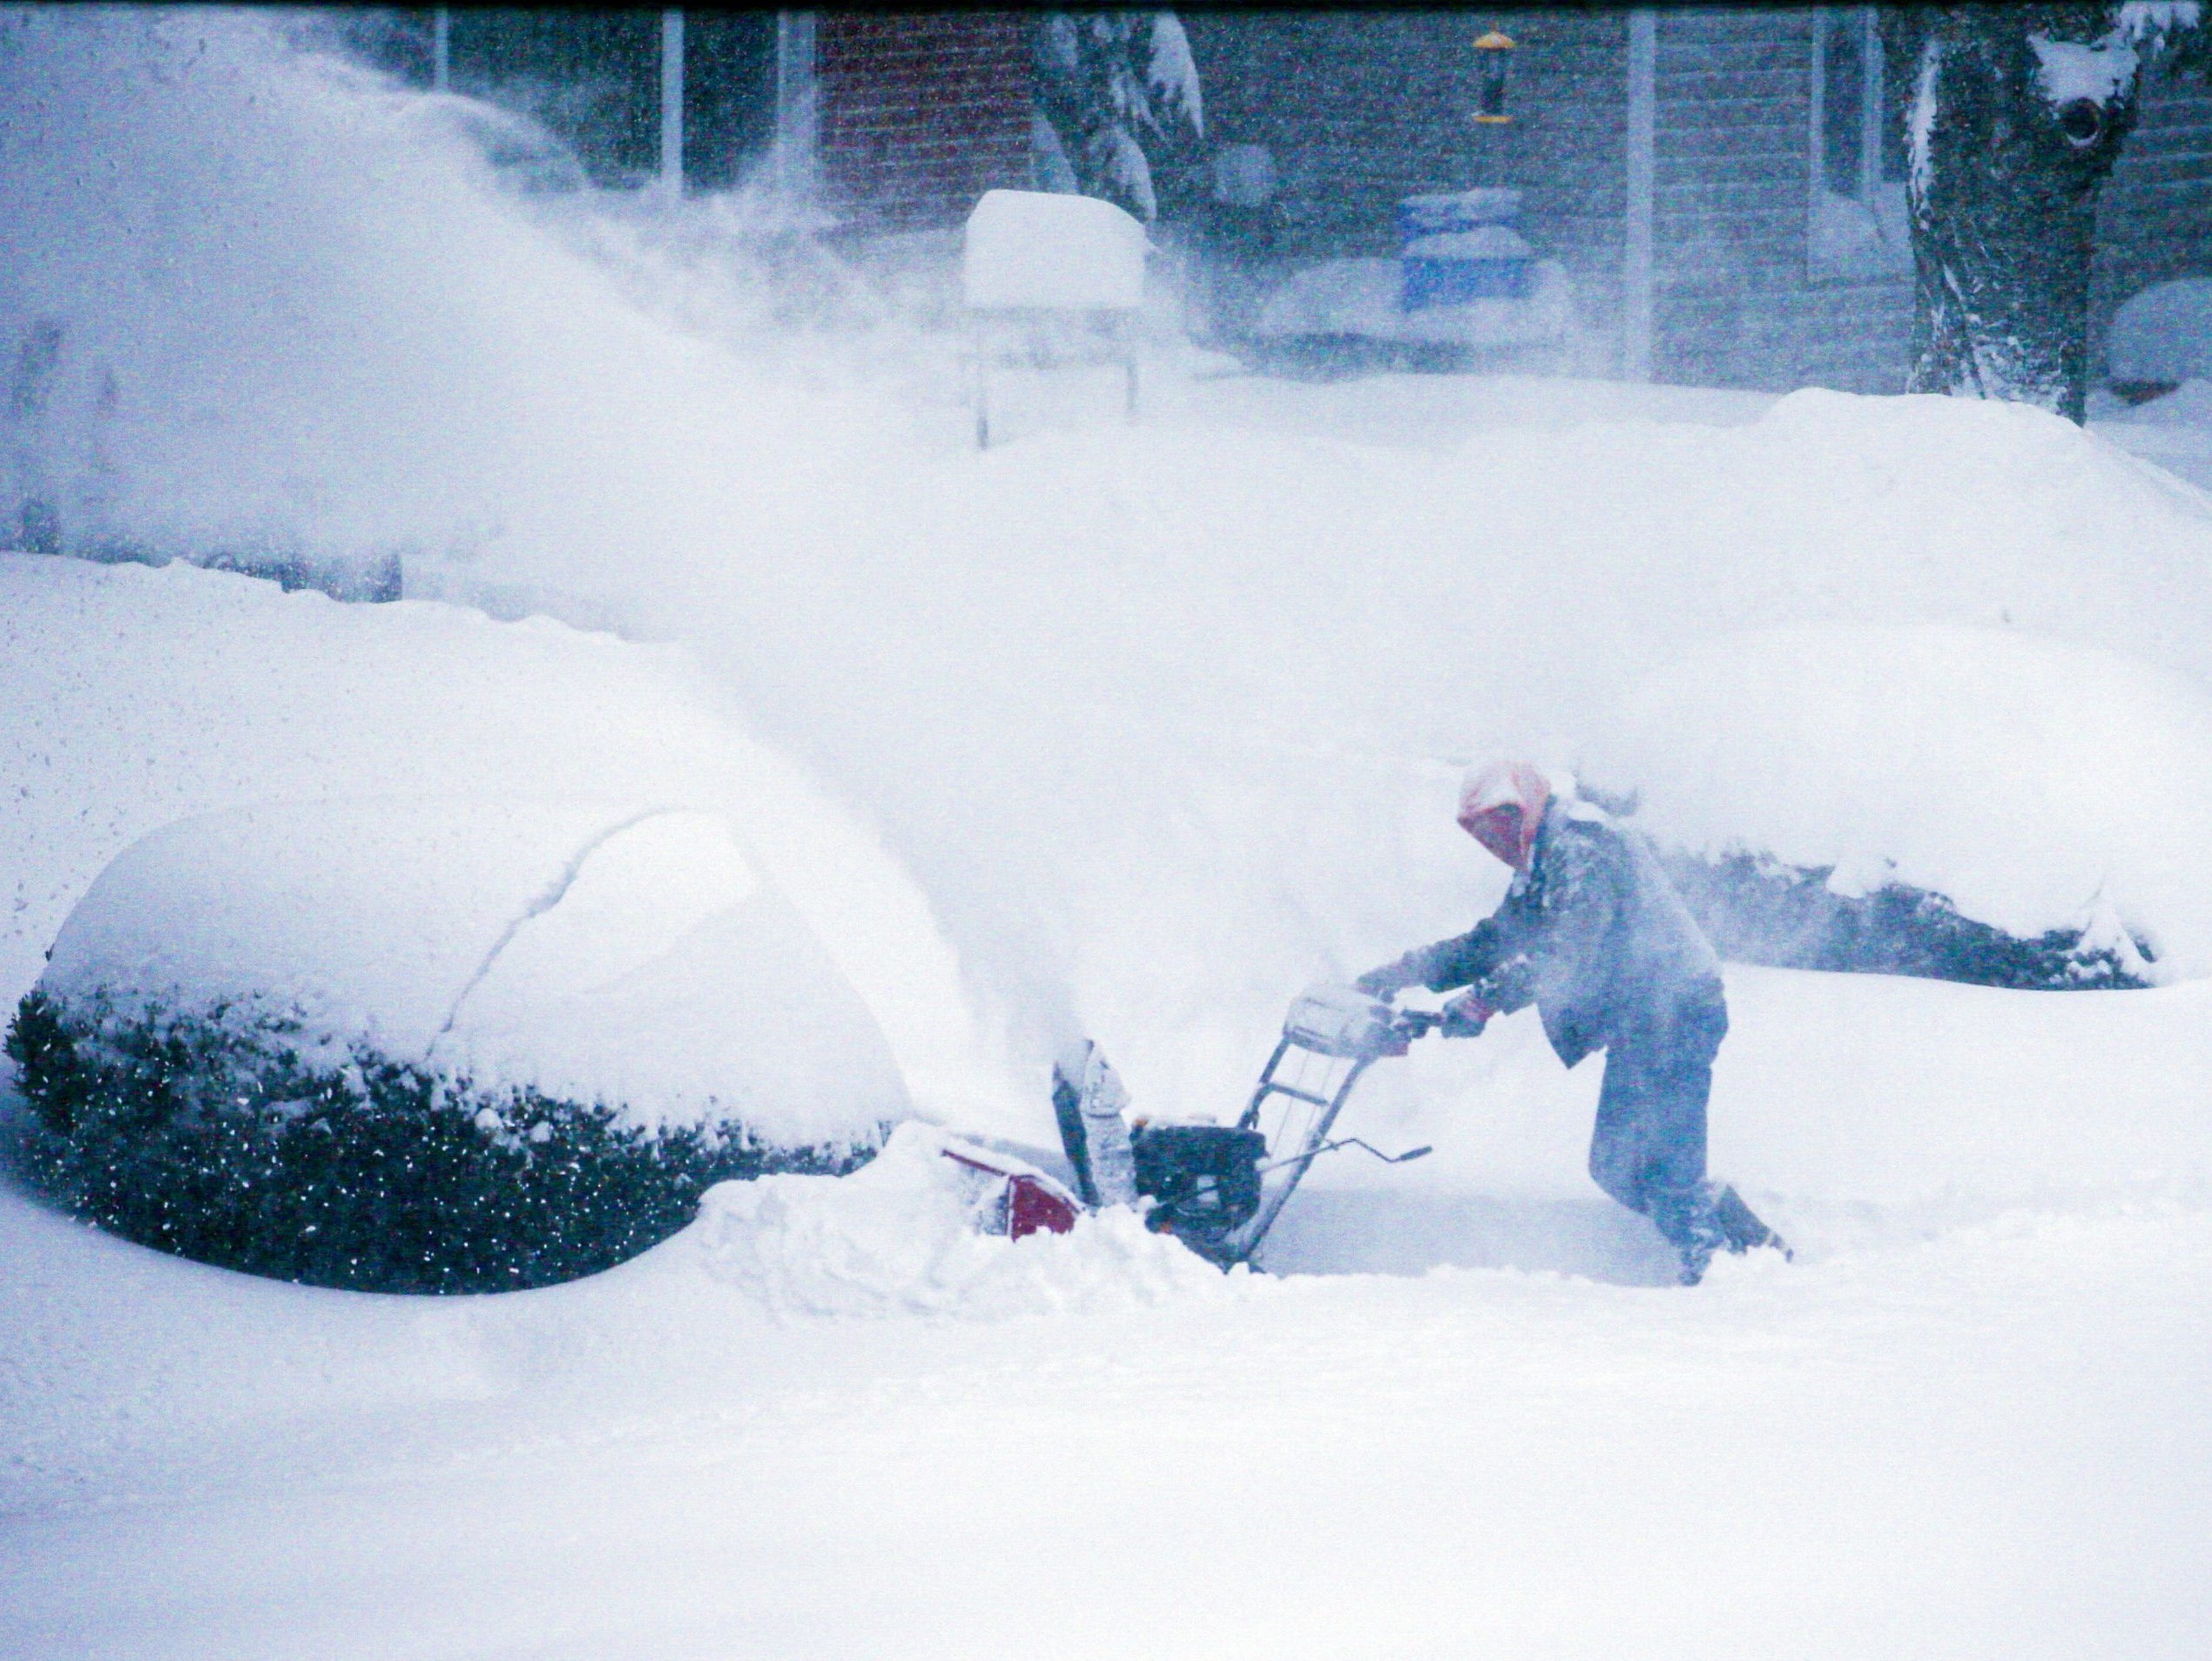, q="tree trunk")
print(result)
[1882,6,2145,422]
